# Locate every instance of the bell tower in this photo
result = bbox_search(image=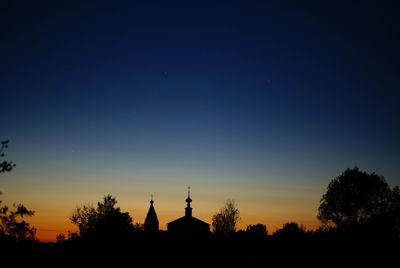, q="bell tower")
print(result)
[185,186,192,217]
[144,194,159,233]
